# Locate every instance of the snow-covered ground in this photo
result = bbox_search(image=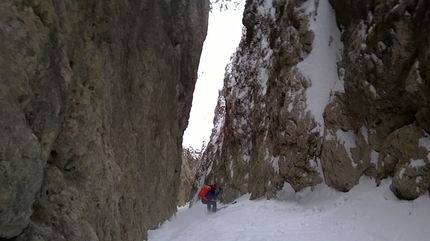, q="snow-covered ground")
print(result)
[149,177,430,241]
